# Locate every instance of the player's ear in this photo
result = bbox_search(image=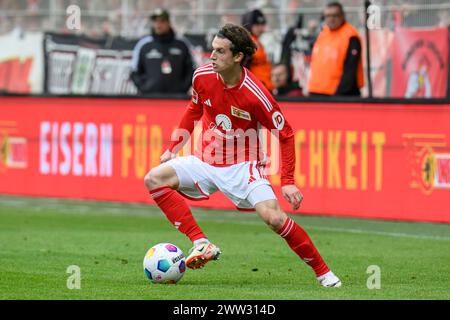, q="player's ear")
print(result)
[234,52,244,64]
